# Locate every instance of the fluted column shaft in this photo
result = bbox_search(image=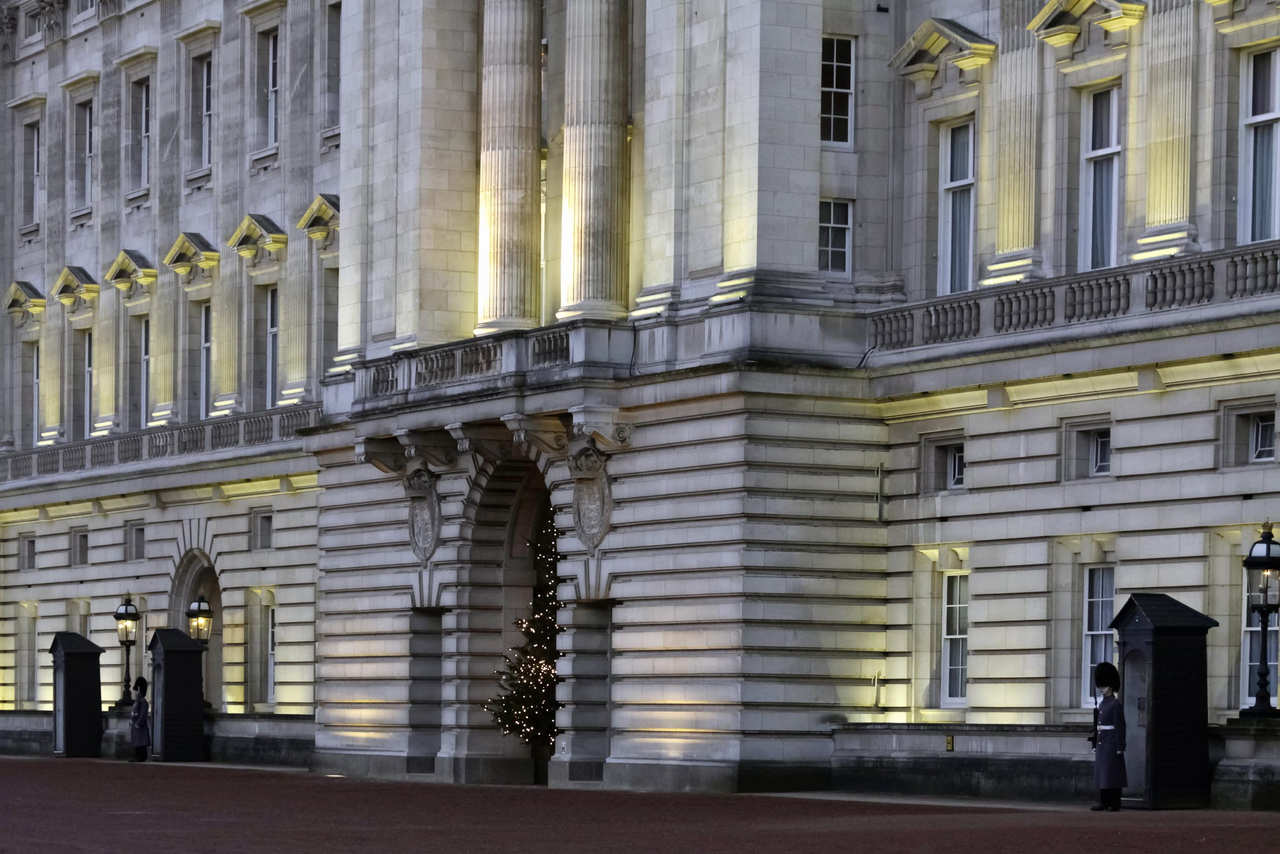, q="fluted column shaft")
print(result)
[476,0,542,334]
[558,0,629,321]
